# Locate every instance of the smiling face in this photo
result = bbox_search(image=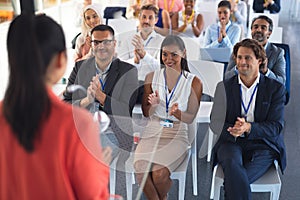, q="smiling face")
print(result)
[91,30,116,63]
[251,19,272,46]
[184,0,195,11]
[236,46,261,78]
[218,6,231,24]
[84,9,101,29]
[161,44,186,71]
